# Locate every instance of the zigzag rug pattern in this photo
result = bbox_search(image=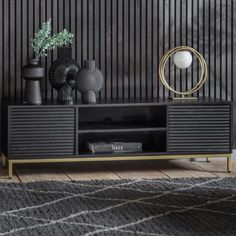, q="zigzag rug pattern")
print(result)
[0,177,235,235]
